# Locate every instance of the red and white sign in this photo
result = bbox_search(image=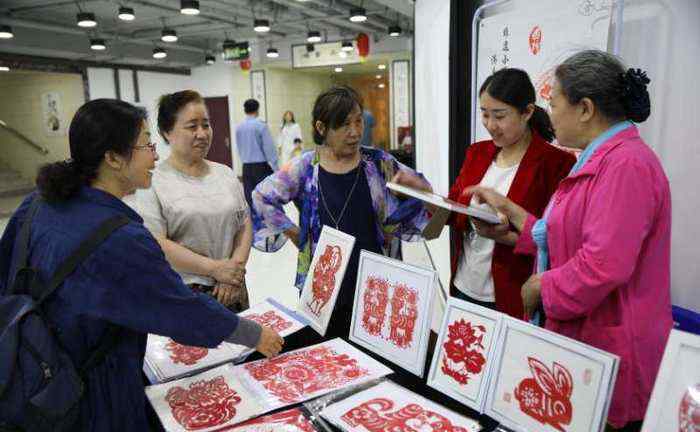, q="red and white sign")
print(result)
[239,338,392,410]
[297,226,355,336]
[350,251,436,377]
